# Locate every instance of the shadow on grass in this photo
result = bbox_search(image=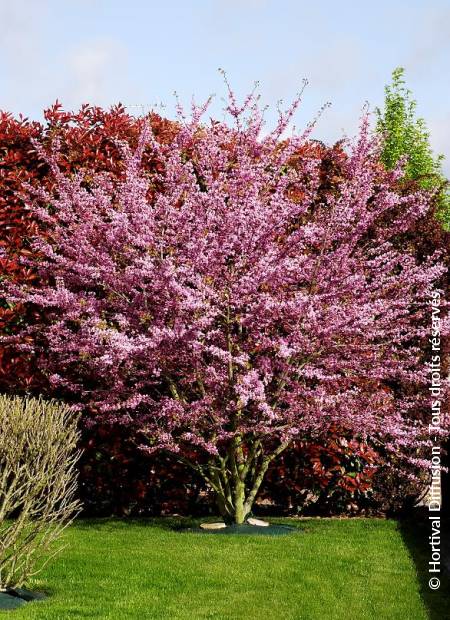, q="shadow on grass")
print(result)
[72,515,311,536]
[399,512,450,620]
[73,516,199,533]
